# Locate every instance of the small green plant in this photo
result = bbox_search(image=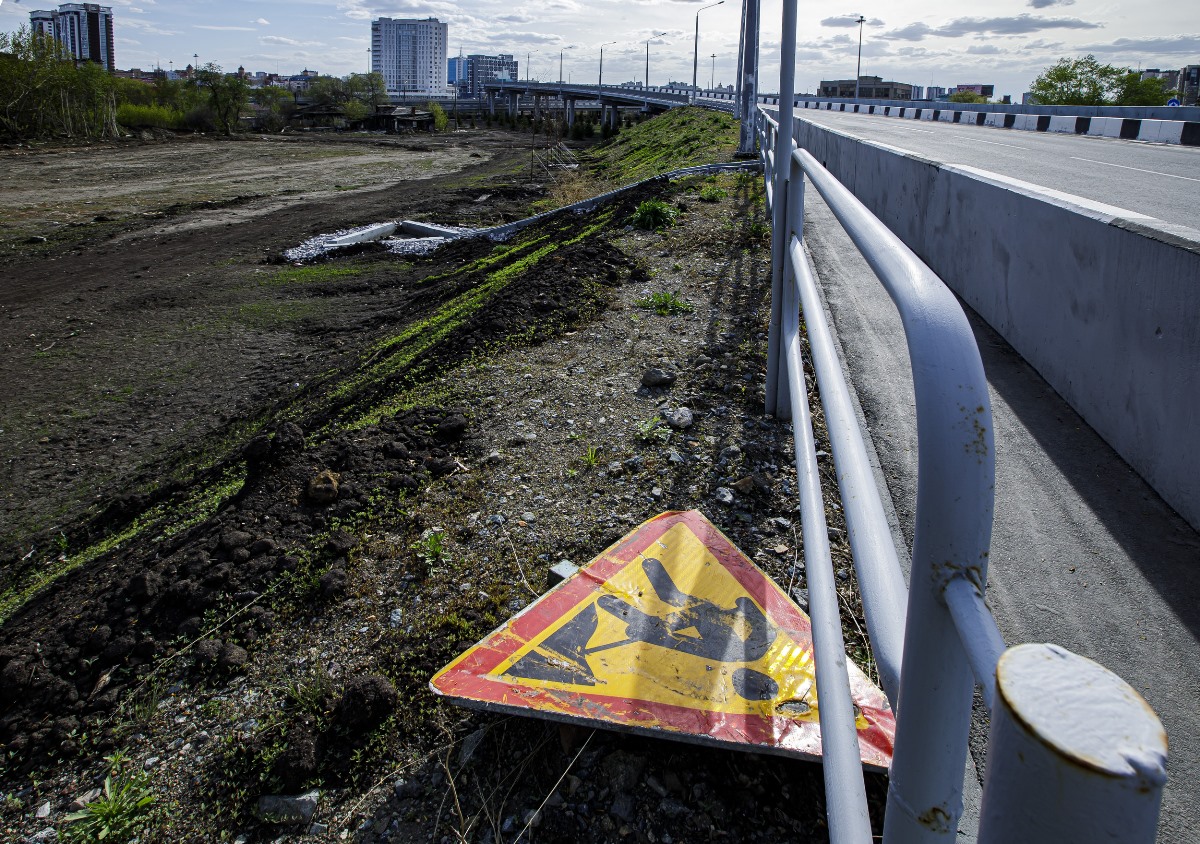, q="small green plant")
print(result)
[699,184,728,202]
[413,528,446,567]
[62,752,155,843]
[634,291,693,316]
[628,199,677,231]
[582,445,601,469]
[635,417,672,445]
